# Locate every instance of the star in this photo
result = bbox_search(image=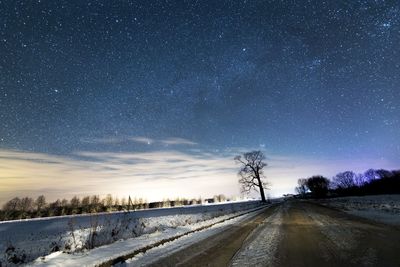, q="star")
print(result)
[0,0,398,201]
